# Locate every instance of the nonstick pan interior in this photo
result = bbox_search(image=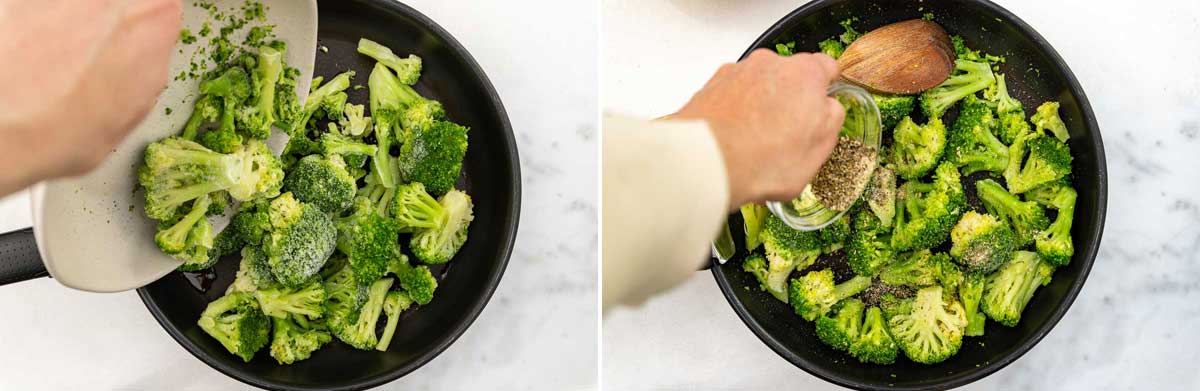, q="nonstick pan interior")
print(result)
[712,0,1106,390]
